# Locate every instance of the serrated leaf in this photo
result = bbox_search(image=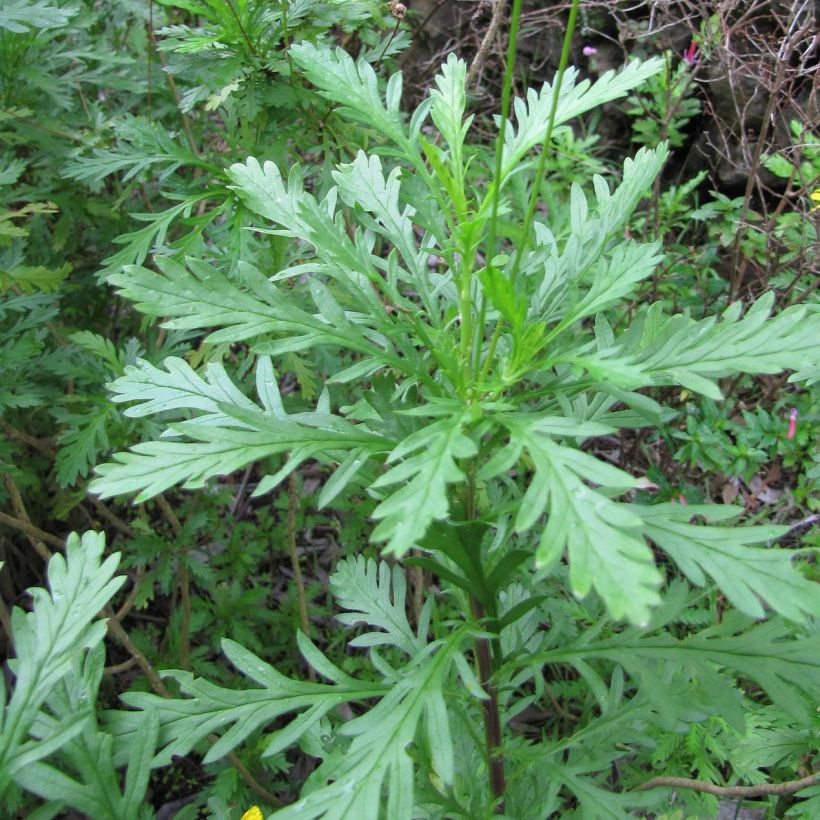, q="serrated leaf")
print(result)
[0,0,74,32]
[272,633,464,820]
[536,614,820,722]
[332,152,424,286]
[620,294,820,393]
[491,418,661,624]
[54,404,114,487]
[501,58,665,179]
[430,53,471,165]
[110,639,387,768]
[91,356,390,501]
[370,412,477,556]
[639,503,820,622]
[330,557,422,656]
[289,42,405,145]
[0,532,123,799]
[0,263,71,294]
